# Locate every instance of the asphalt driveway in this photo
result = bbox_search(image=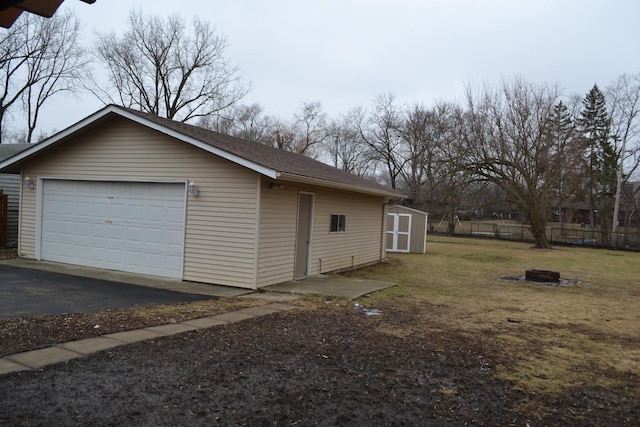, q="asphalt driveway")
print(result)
[0,265,216,318]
